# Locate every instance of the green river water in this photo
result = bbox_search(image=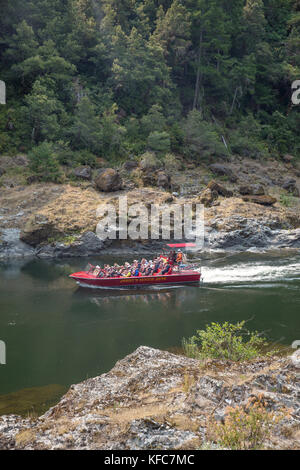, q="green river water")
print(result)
[0,251,300,416]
